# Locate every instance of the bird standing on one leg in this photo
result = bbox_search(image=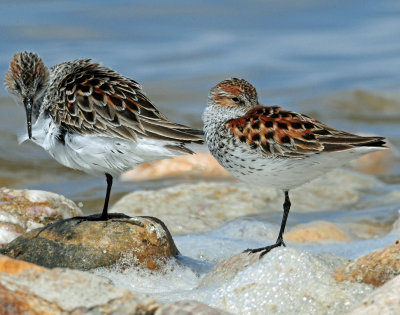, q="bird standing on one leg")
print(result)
[4,51,204,220]
[202,78,387,257]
